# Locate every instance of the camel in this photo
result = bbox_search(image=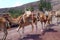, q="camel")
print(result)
[55,10,60,24]
[0,17,8,40]
[17,11,38,34]
[51,10,59,25]
[3,13,22,27]
[37,11,53,34]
